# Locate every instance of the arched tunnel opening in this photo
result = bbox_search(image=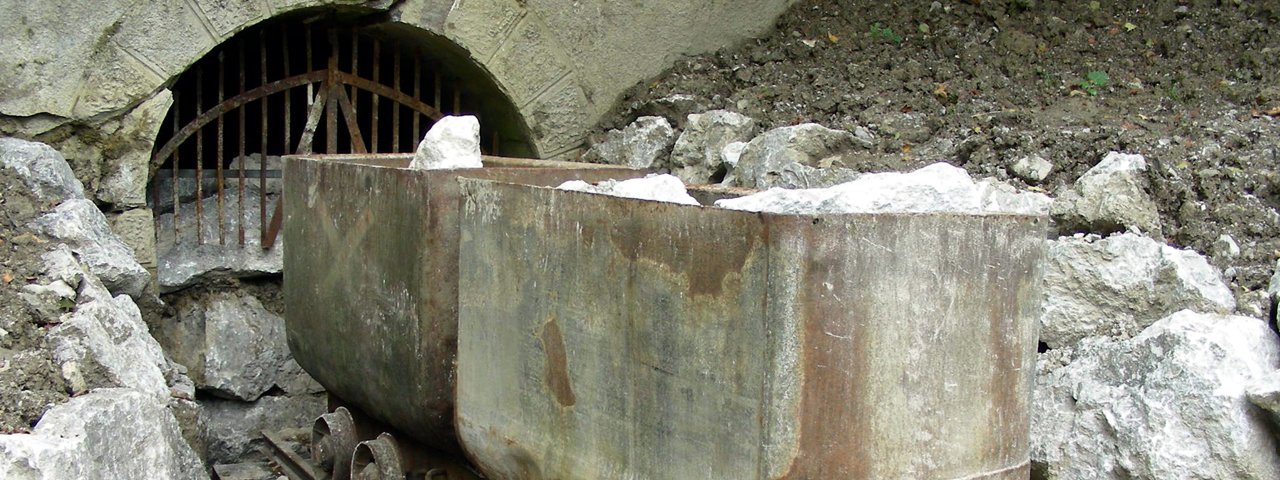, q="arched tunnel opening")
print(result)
[148,8,536,247]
